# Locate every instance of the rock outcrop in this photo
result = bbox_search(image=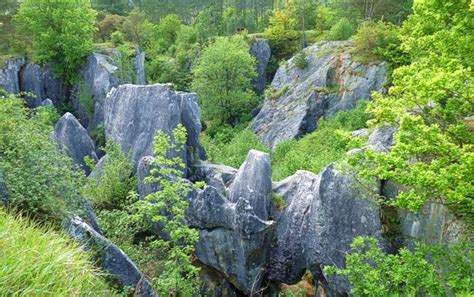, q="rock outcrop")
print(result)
[66,216,157,296]
[134,51,147,85]
[249,39,271,96]
[54,112,98,174]
[104,84,203,169]
[253,41,388,149]
[0,58,25,94]
[188,151,275,295]
[17,64,67,108]
[73,53,120,129]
